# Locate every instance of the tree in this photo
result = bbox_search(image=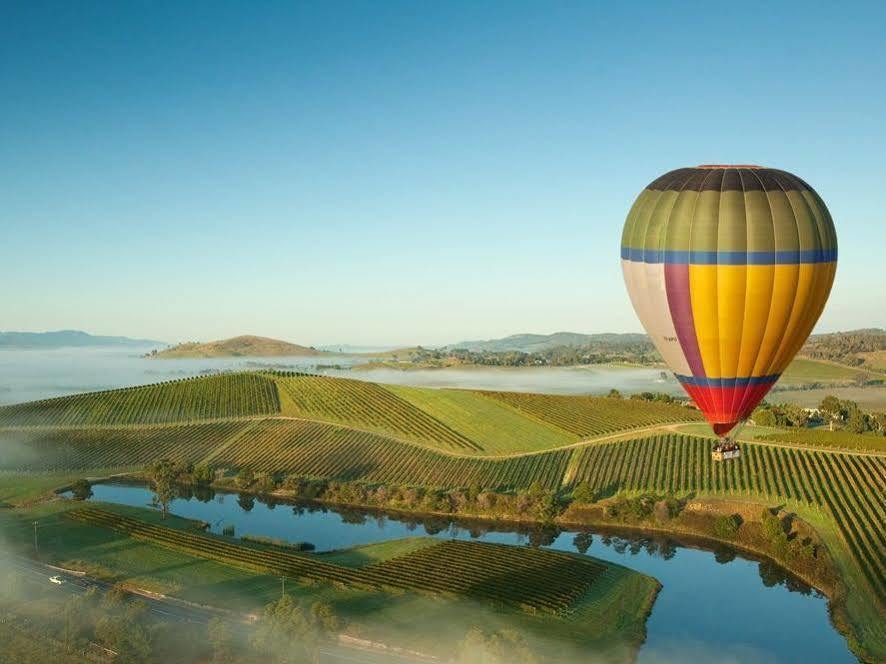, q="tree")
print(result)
[760,509,789,557]
[310,602,340,637]
[254,473,278,494]
[193,464,214,485]
[845,404,871,434]
[207,617,233,664]
[455,627,537,664]
[571,482,595,504]
[751,407,777,427]
[147,457,186,518]
[94,597,153,663]
[237,466,255,489]
[713,514,741,540]
[573,531,593,555]
[607,389,622,399]
[818,395,844,422]
[251,595,322,663]
[70,478,93,501]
